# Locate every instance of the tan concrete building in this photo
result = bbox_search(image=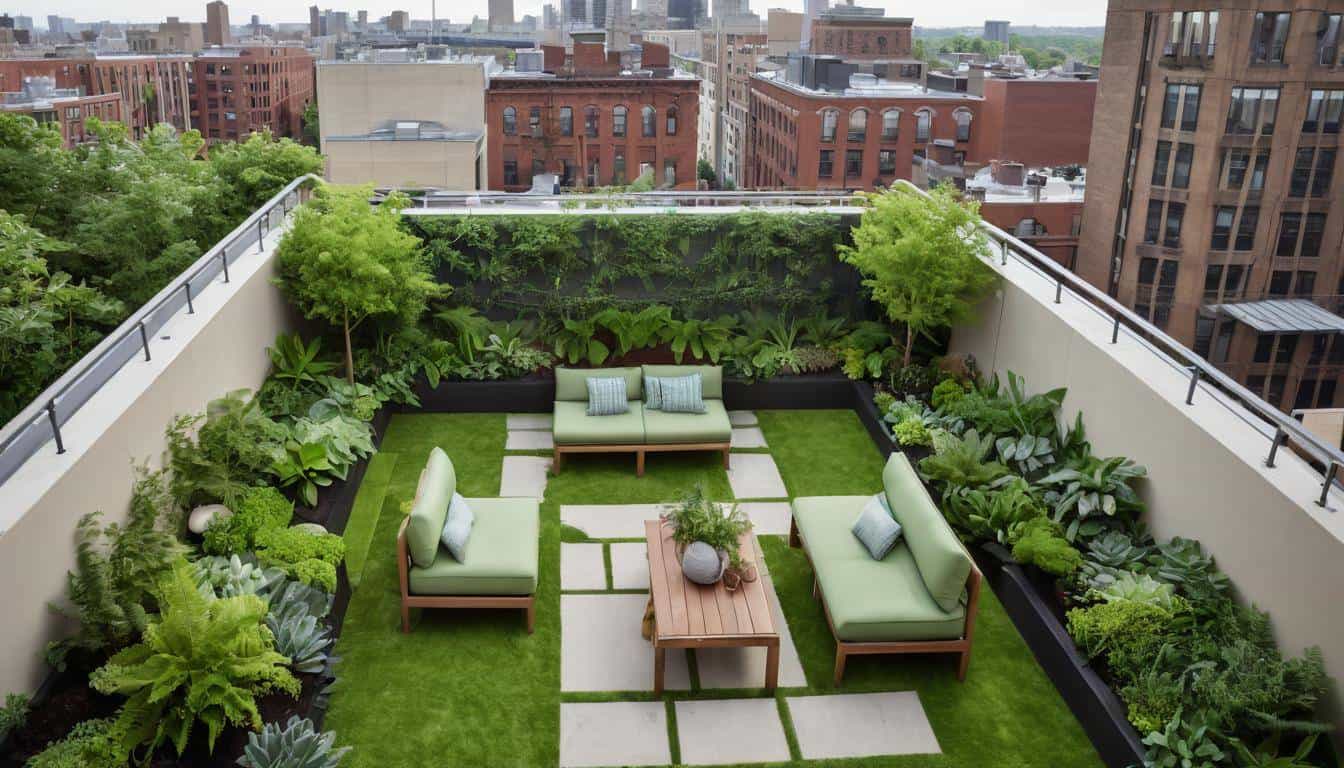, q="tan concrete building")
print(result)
[317,54,498,189]
[766,8,802,56]
[205,0,231,46]
[126,17,204,53]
